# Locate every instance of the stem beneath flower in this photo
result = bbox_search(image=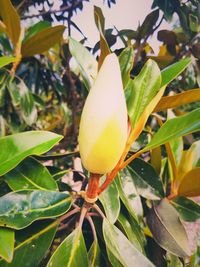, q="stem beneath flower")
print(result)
[85,173,101,202]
